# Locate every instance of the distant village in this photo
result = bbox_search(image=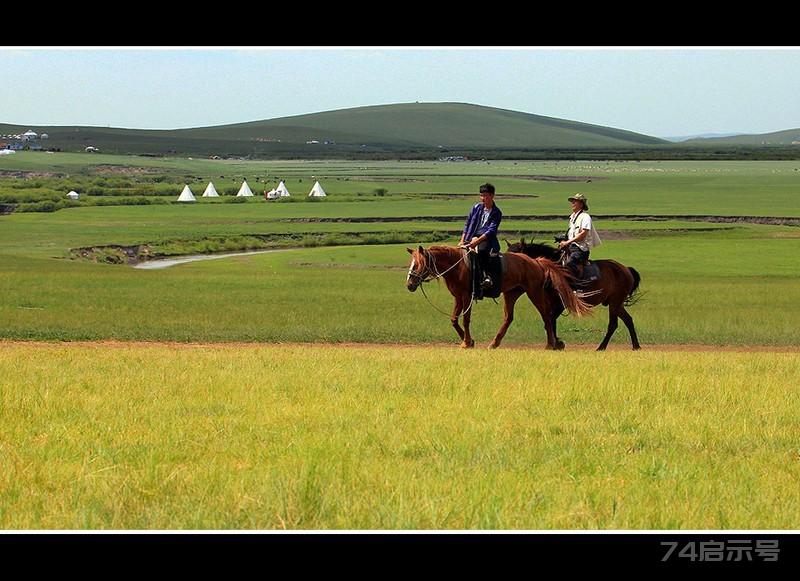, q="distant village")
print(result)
[0,130,63,152]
